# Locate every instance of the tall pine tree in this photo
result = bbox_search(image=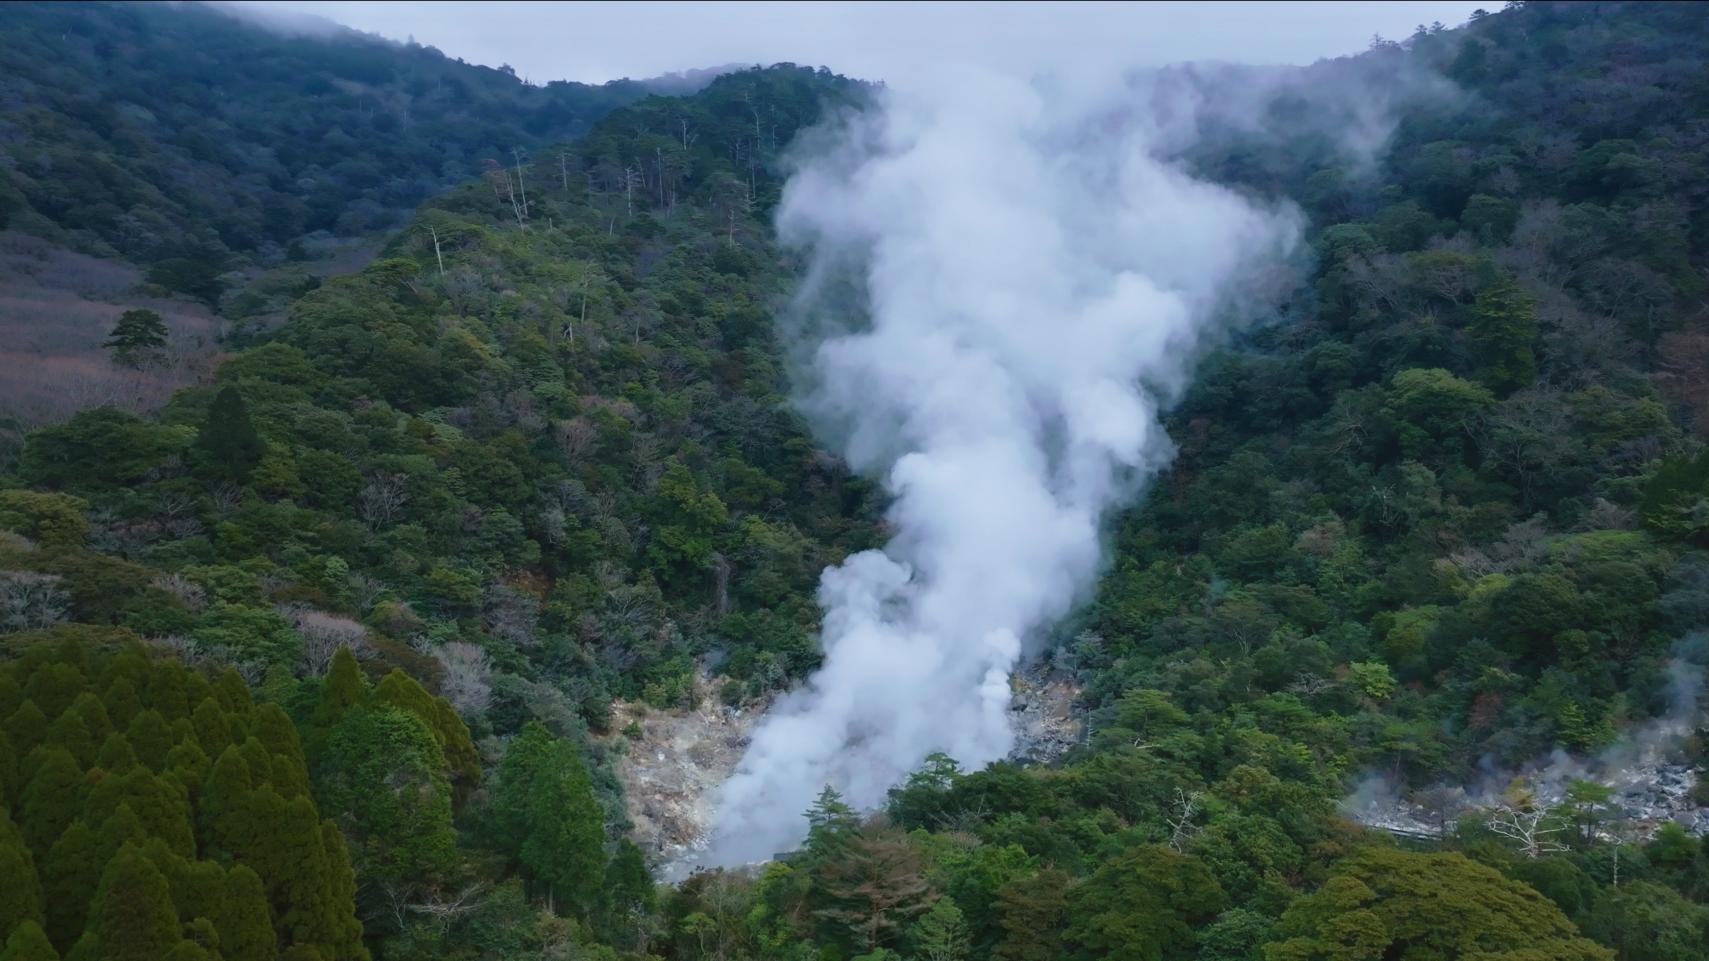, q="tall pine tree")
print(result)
[101,309,169,368]
[193,386,266,484]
